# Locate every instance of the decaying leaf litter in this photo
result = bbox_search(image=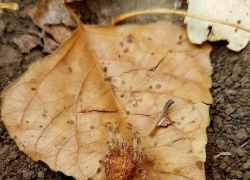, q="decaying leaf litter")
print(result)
[0,0,249,180]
